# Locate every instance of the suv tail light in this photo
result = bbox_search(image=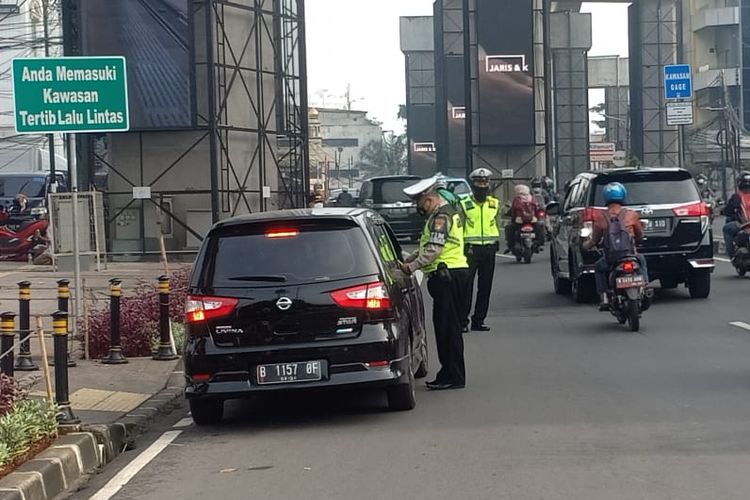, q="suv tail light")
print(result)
[186,295,239,323]
[330,282,392,310]
[672,201,710,217]
[581,207,602,239]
